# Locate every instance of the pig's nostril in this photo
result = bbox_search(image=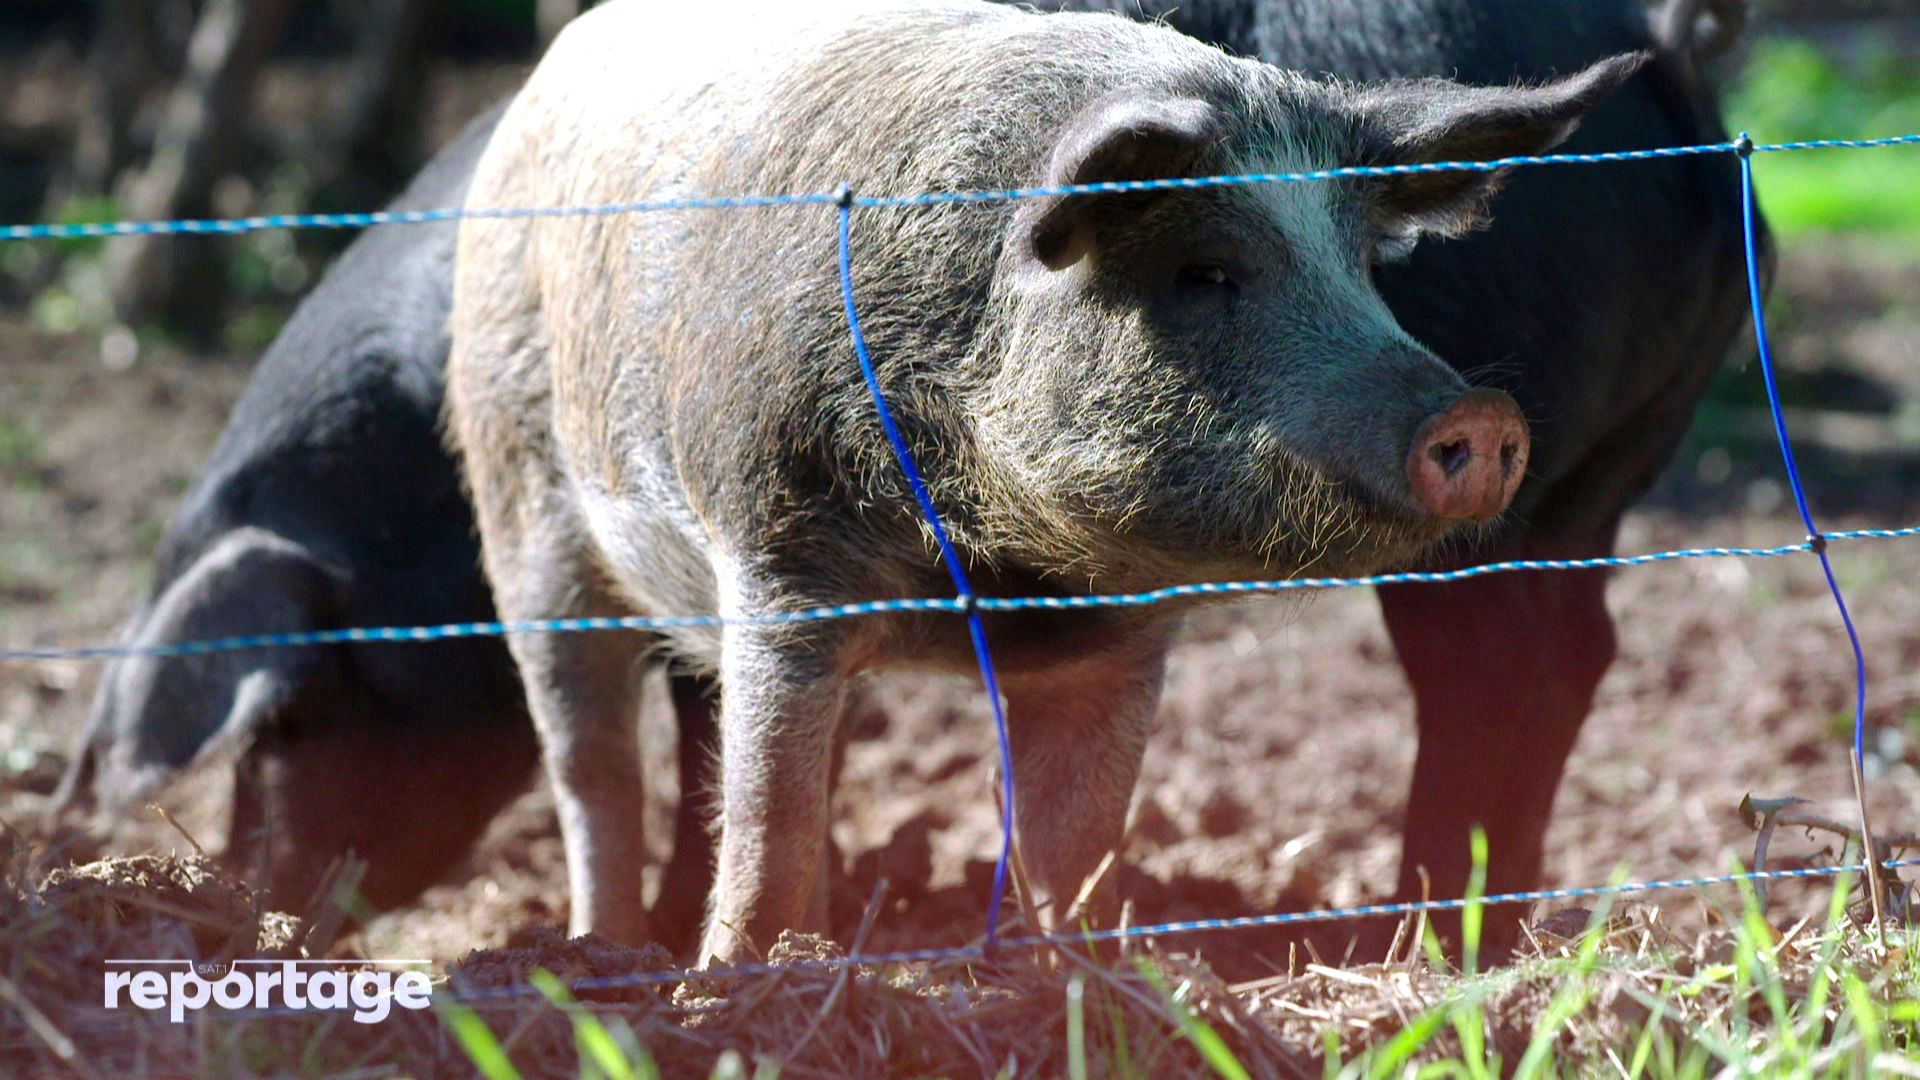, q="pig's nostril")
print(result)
[1431,438,1473,478]
[1405,388,1530,522]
